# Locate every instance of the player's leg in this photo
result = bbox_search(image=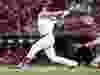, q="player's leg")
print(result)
[16,35,53,70]
[25,35,53,60]
[45,47,78,67]
[16,39,43,69]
